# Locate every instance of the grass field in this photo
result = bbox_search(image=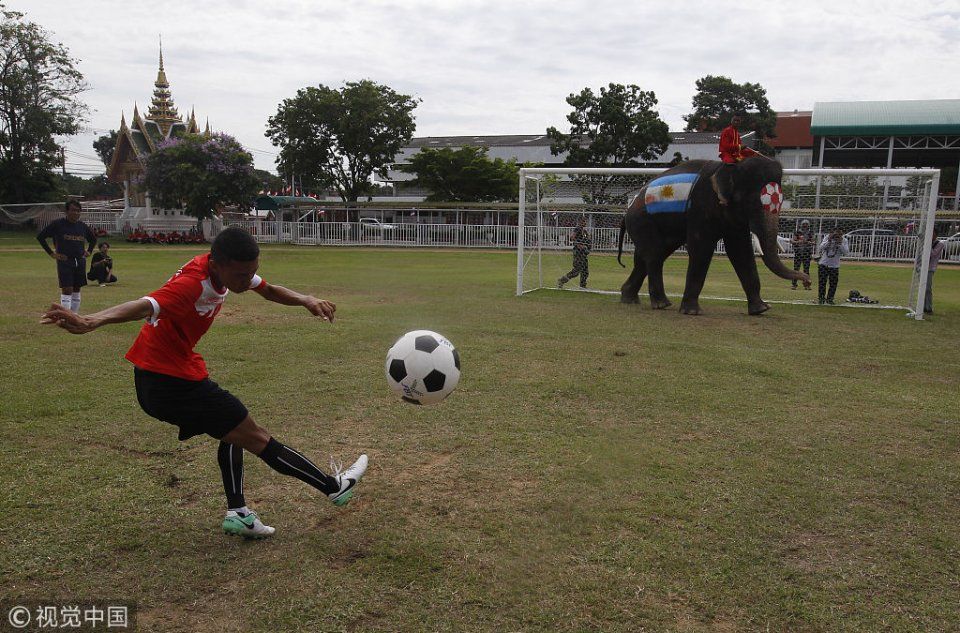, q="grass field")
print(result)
[2,232,959,632]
